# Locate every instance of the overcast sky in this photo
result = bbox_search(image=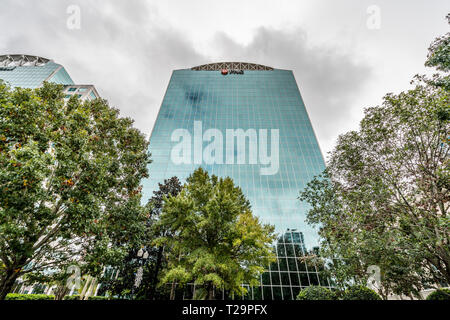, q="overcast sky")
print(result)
[1,0,449,159]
